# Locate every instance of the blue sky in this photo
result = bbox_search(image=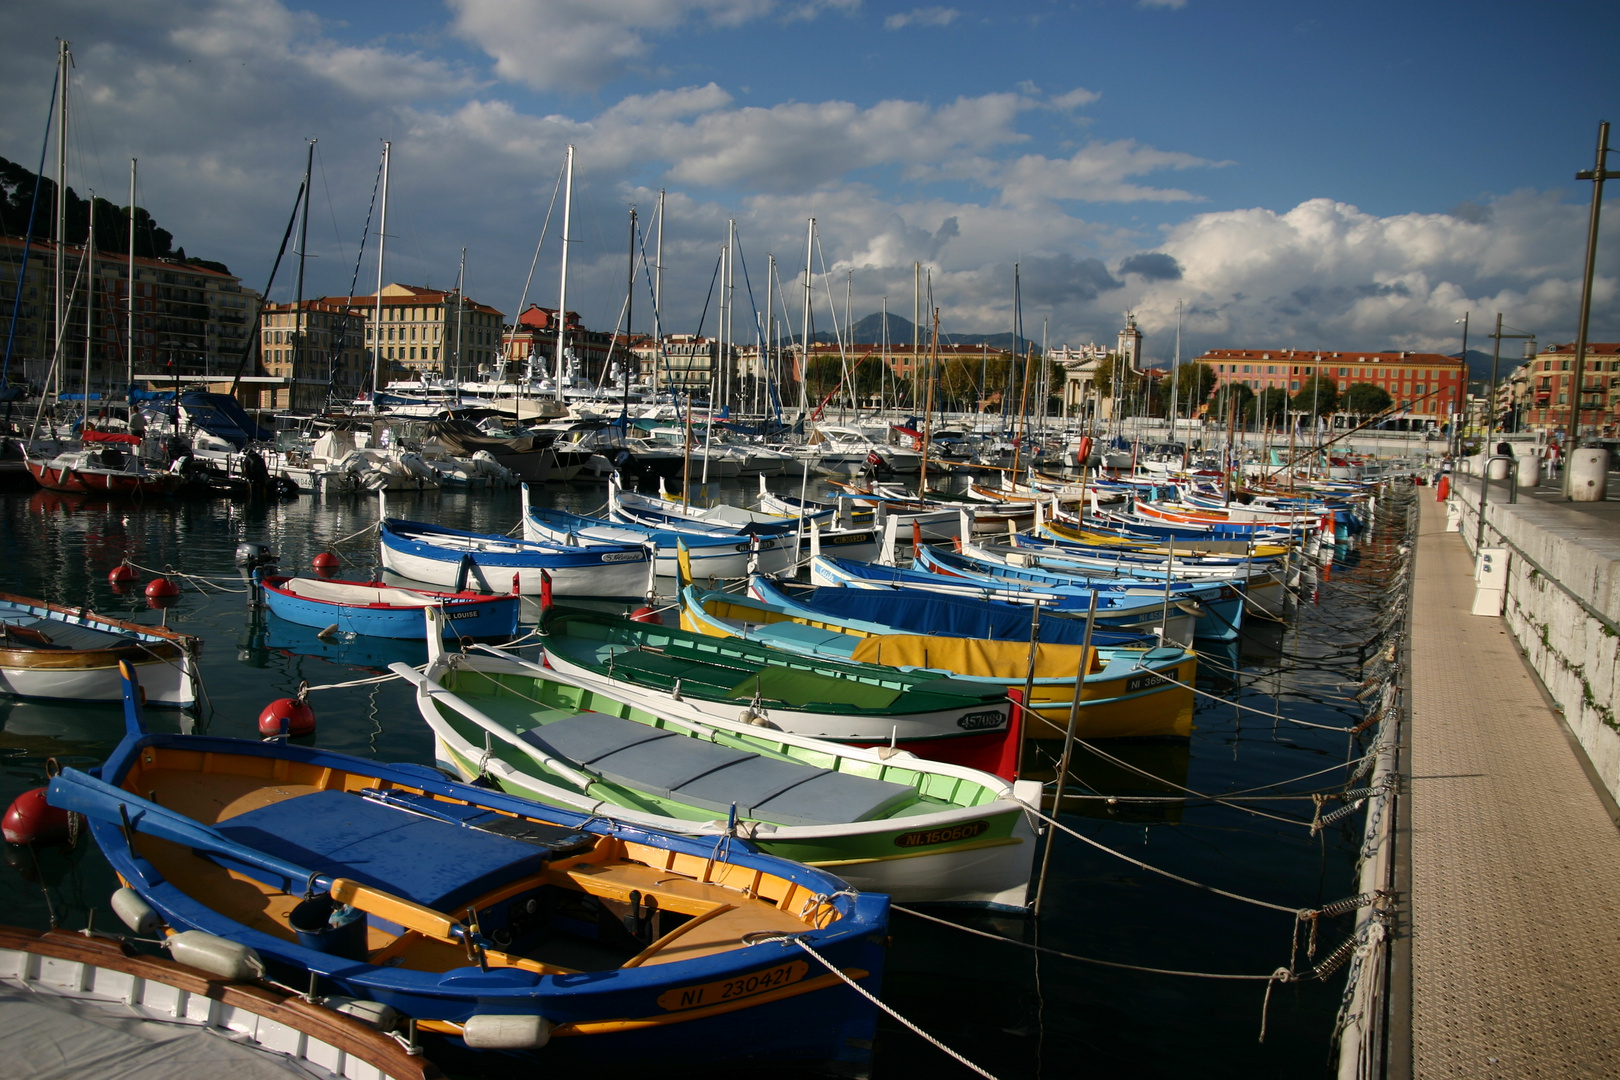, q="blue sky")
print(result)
[1,0,1616,362]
